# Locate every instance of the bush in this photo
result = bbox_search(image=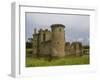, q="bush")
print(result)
[26,49,33,57]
